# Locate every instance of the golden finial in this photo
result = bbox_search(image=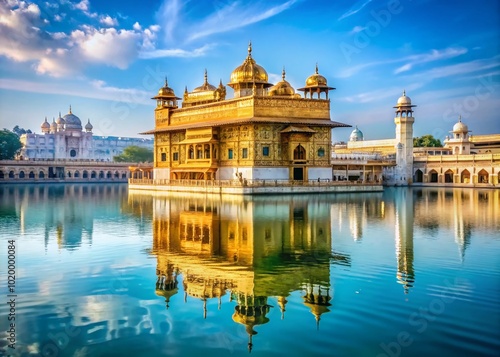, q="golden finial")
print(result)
[315,63,319,74]
[204,68,208,85]
[219,78,223,87]
[69,105,72,114]
[184,85,188,93]
[282,66,286,80]
[164,77,168,87]
[248,41,252,57]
